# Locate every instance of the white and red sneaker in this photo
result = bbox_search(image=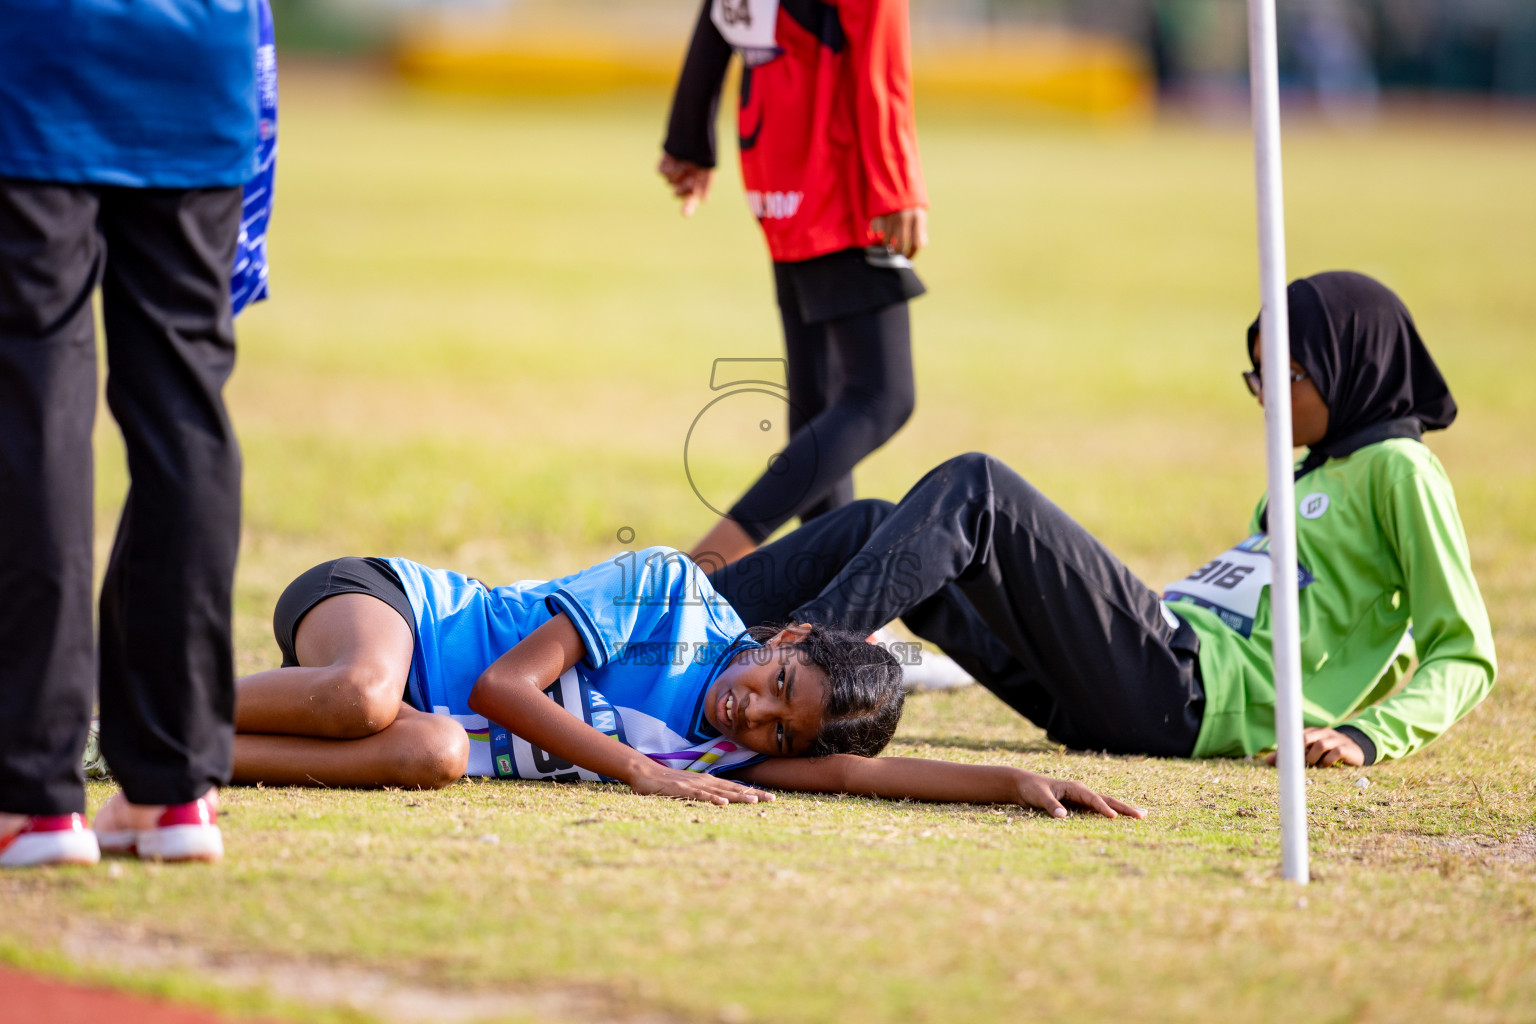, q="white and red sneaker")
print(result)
[97,796,223,863]
[0,814,101,868]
